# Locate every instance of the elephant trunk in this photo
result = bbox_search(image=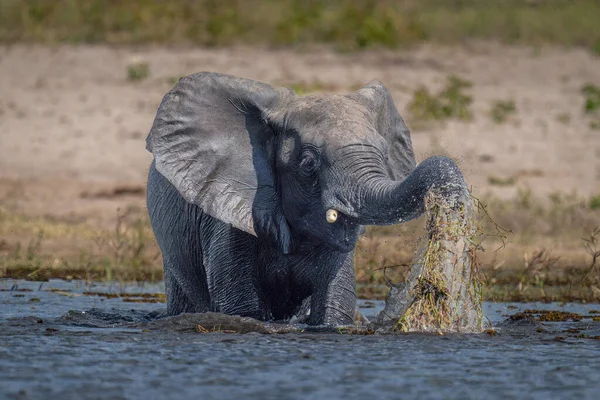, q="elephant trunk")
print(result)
[349,156,468,226]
